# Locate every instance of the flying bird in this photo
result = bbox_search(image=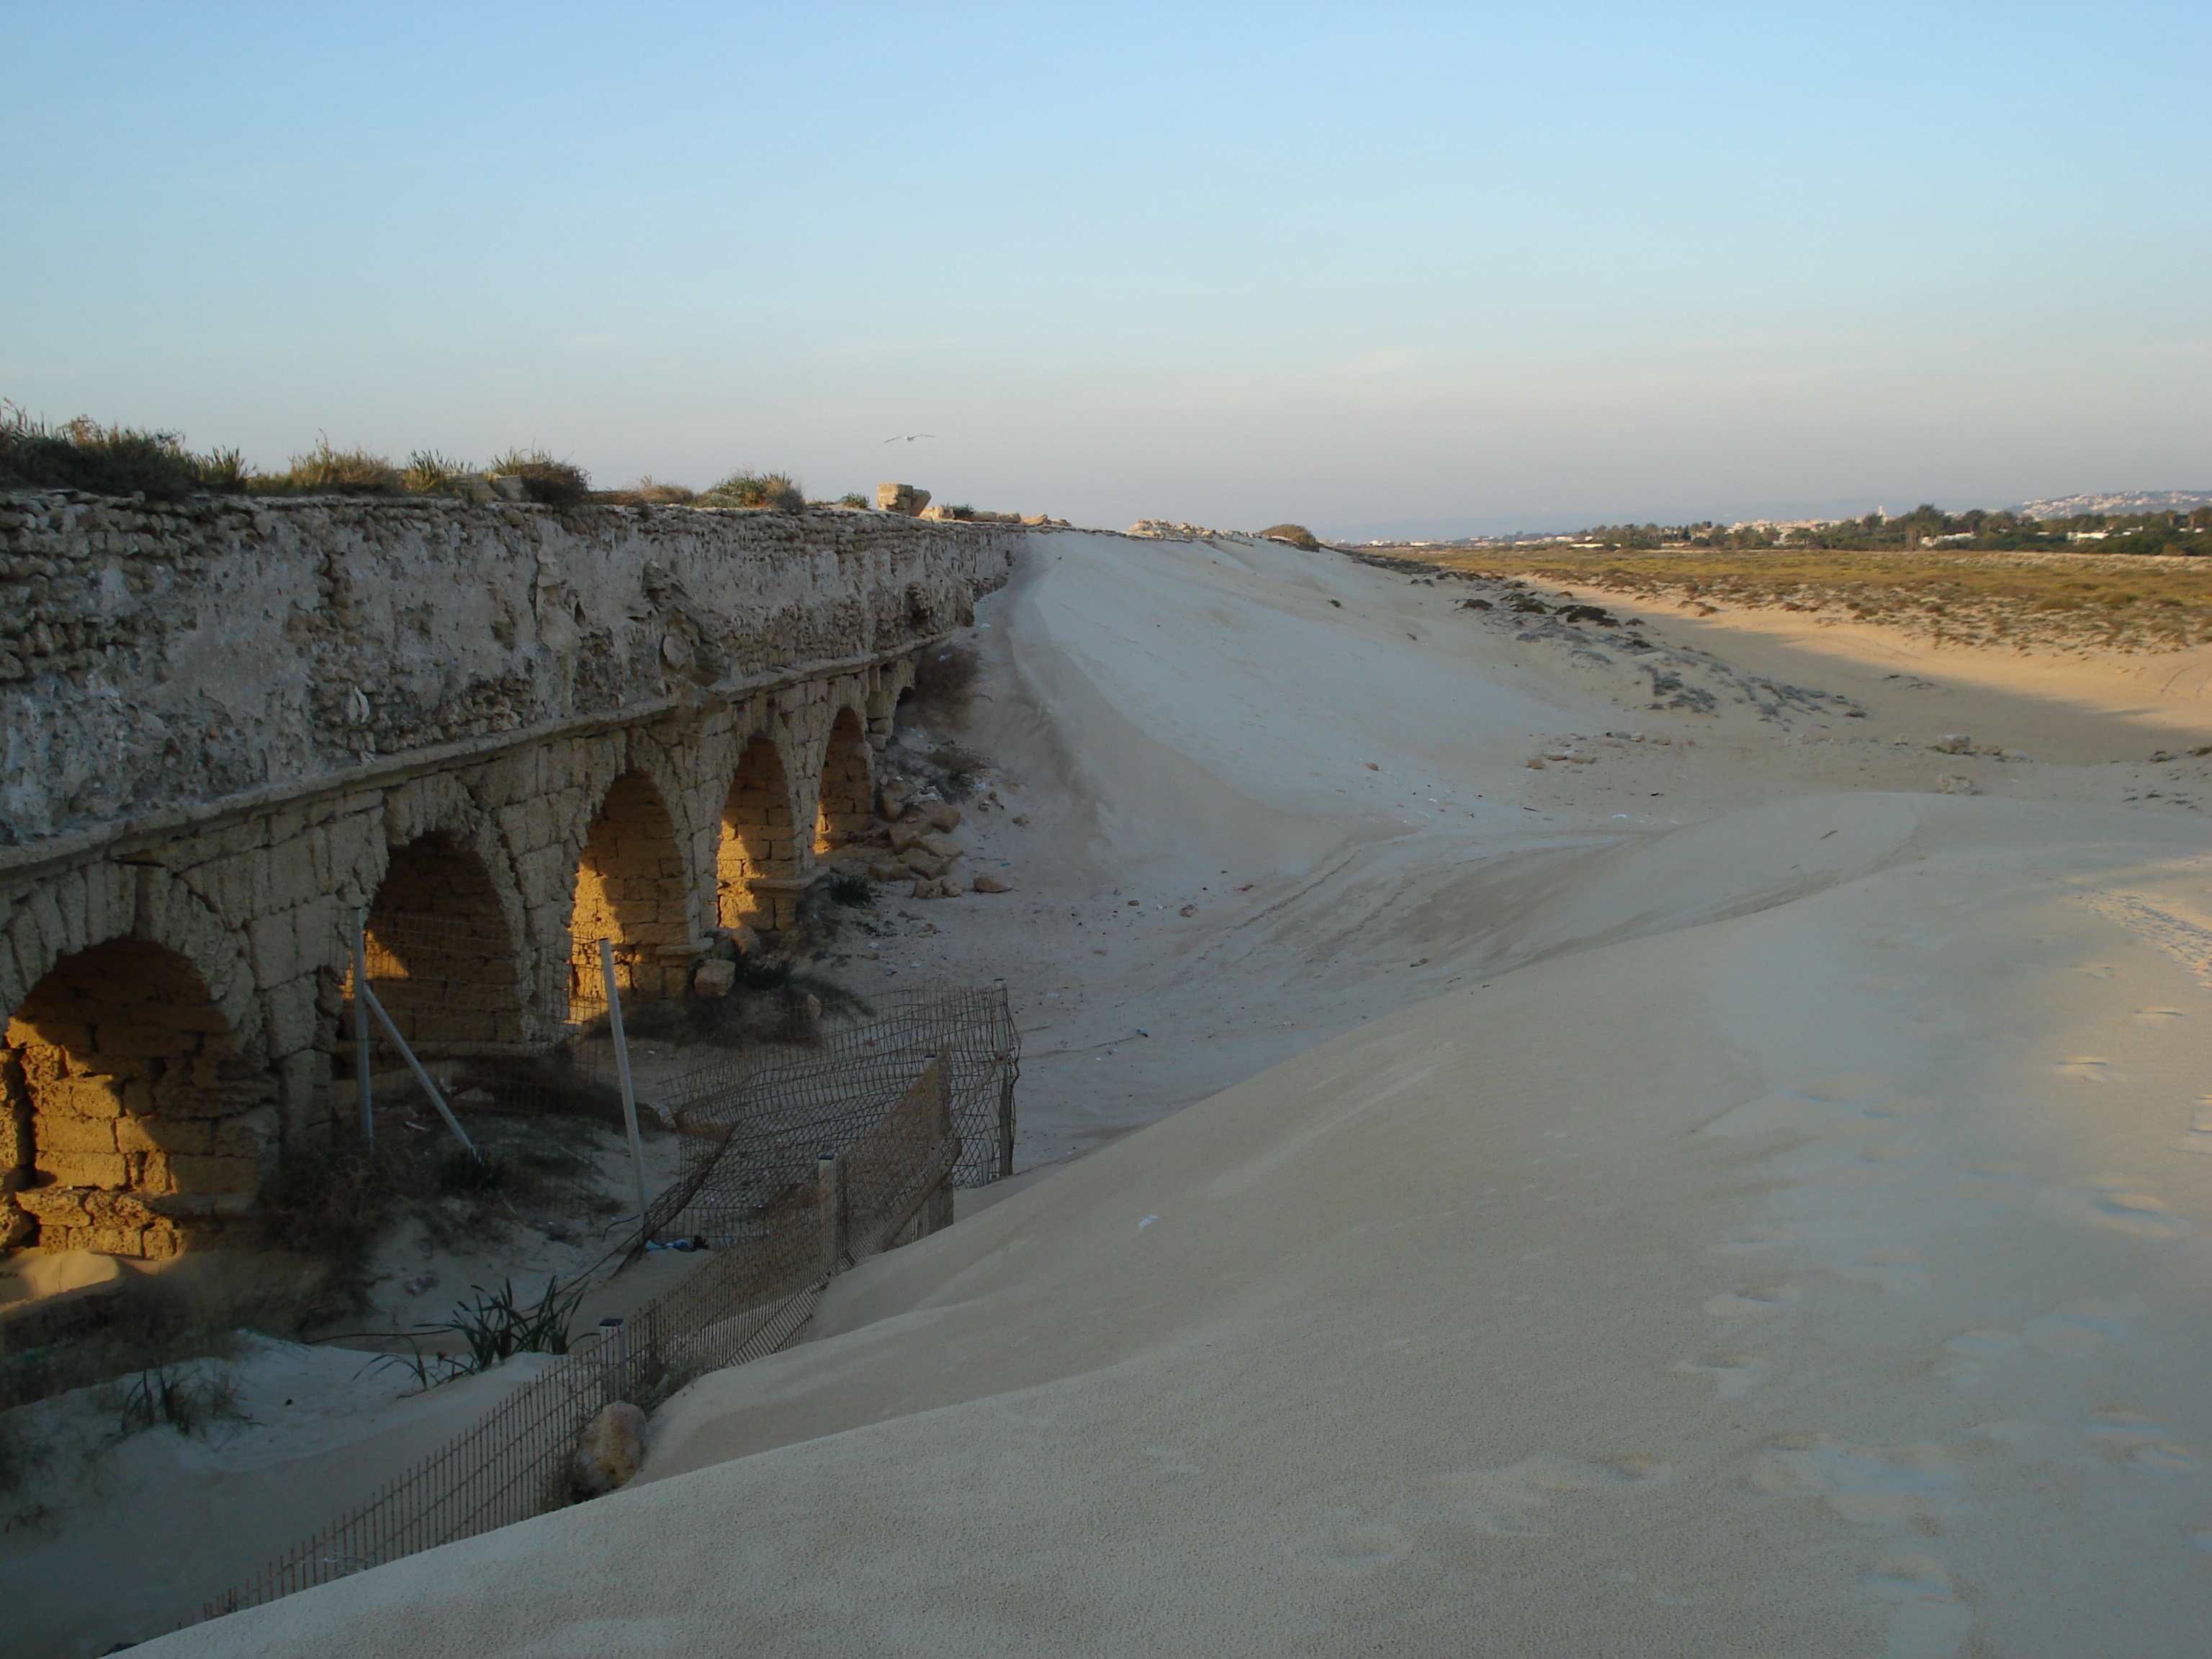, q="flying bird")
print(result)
[882,433,936,444]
